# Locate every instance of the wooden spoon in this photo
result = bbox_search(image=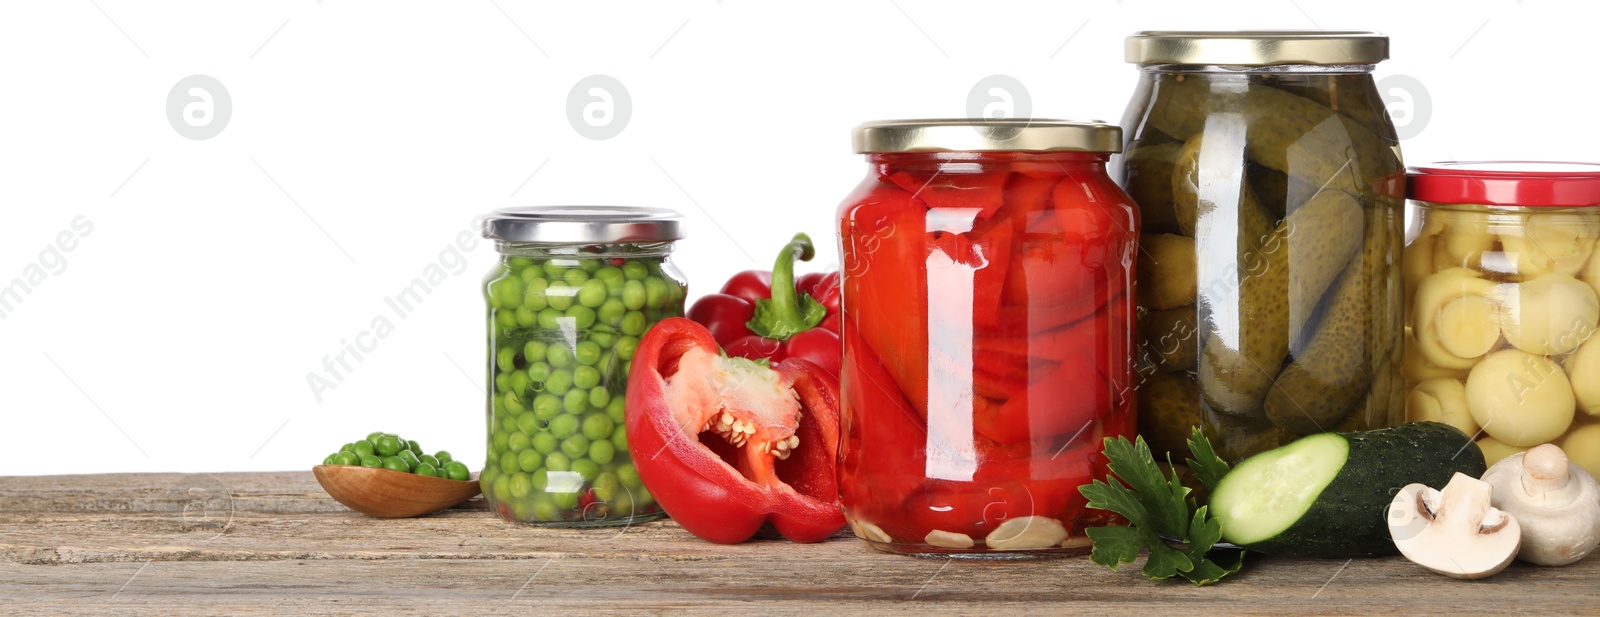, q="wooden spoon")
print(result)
[313,465,481,518]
